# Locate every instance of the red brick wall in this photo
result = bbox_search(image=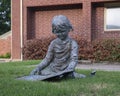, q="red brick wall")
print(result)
[12,0,120,60]
[23,0,82,6]
[92,6,120,40]
[23,0,83,42]
[24,0,120,42]
[82,1,92,41]
[0,35,11,55]
[33,8,82,39]
[12,0,21,59]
